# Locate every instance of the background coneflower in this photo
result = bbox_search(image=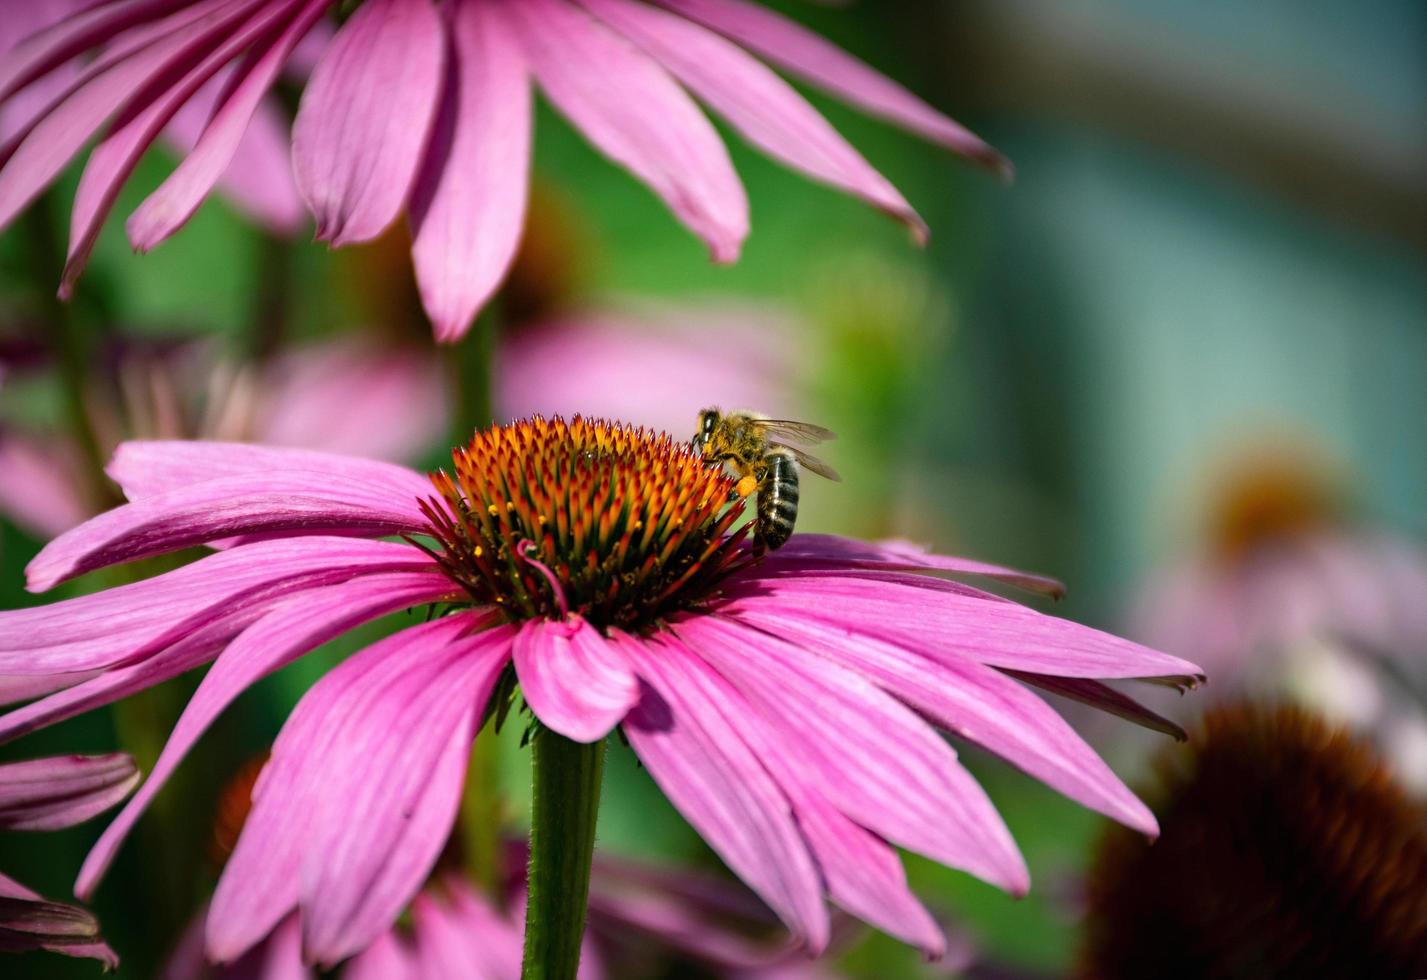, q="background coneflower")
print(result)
[1080,703,1427,979]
